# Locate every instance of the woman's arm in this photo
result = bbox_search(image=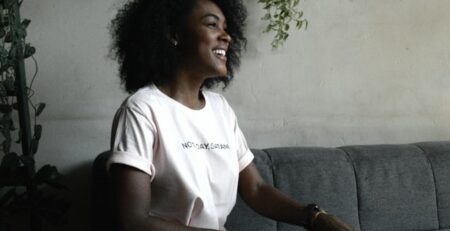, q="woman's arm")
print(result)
[110,164,219,231]
[238,163,357,231]
[237,163,308,225]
